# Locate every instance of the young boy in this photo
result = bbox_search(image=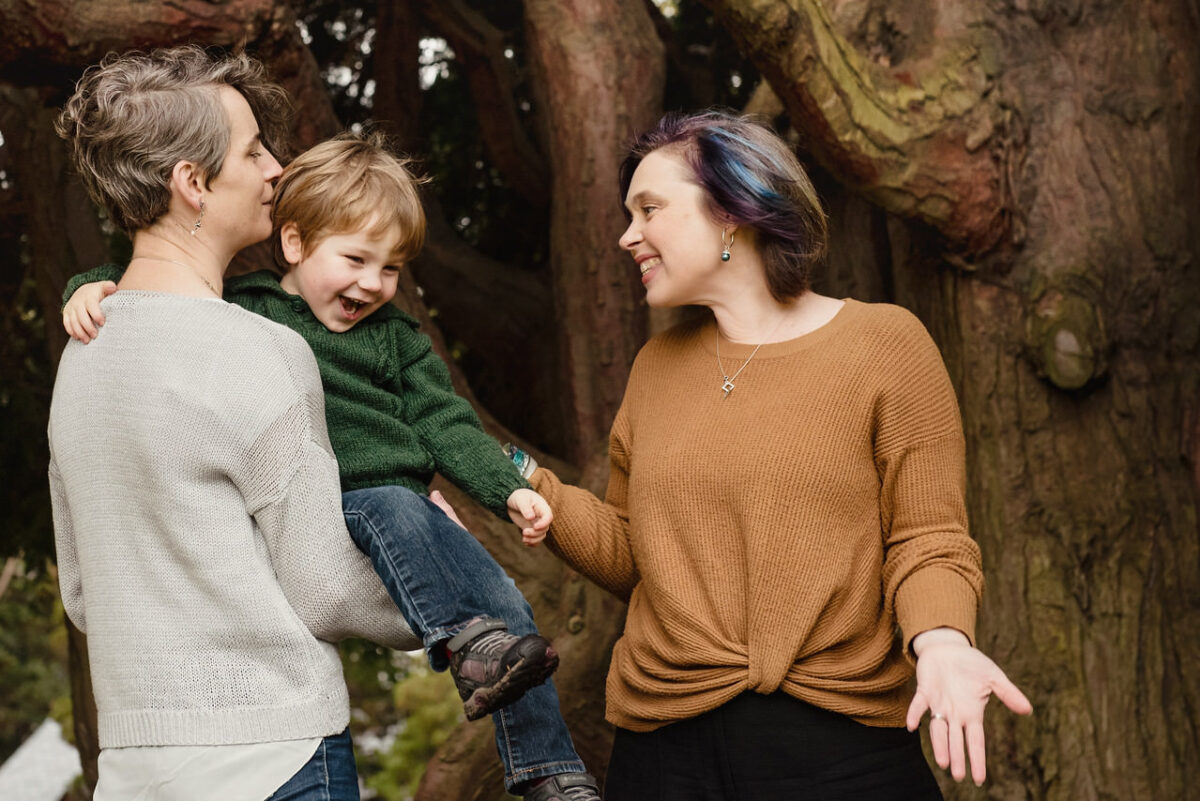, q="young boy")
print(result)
[61,134,599,801]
